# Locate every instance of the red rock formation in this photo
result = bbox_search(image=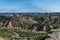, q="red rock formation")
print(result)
[43,25,46,31]
[7,22,13,29]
